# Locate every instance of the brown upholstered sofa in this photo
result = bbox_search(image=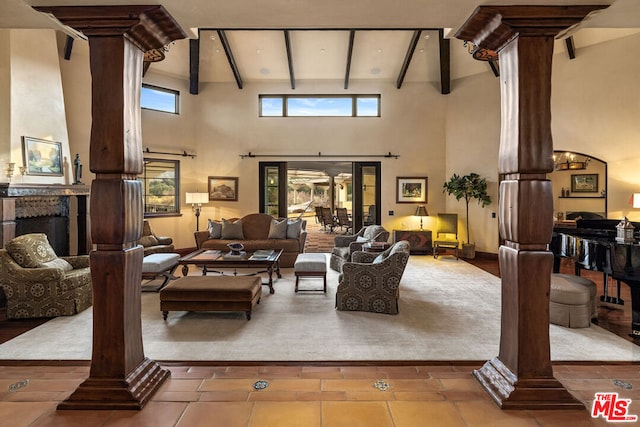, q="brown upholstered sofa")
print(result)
[194,213,307,268]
